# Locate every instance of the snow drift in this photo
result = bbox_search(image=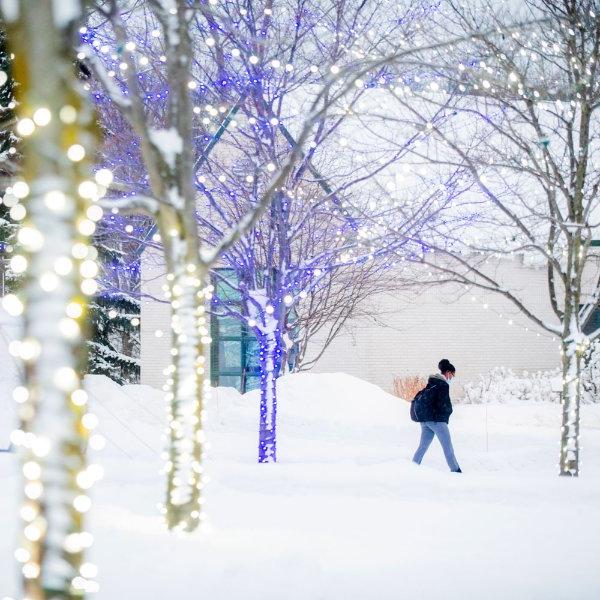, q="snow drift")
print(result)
[2,371,600,599]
